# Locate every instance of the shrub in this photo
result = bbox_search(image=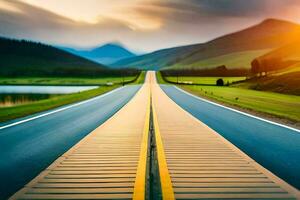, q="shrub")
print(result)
[216,78,224,86]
